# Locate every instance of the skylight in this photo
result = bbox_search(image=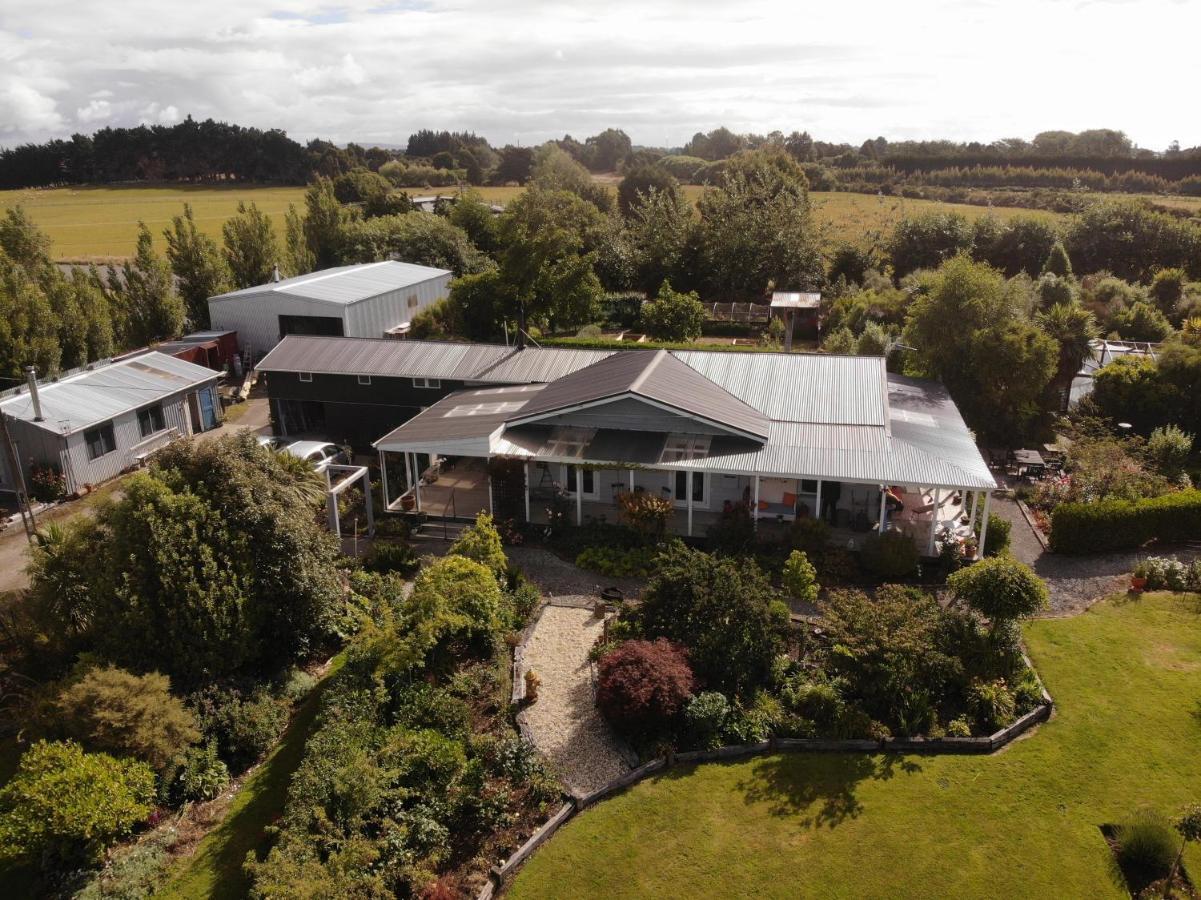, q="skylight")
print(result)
[543,427,595,459]
[659,434,712,463]
[443,401,524,418]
